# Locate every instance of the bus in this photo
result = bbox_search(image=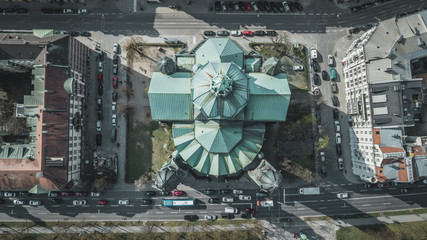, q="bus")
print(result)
[162,199,195,207]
